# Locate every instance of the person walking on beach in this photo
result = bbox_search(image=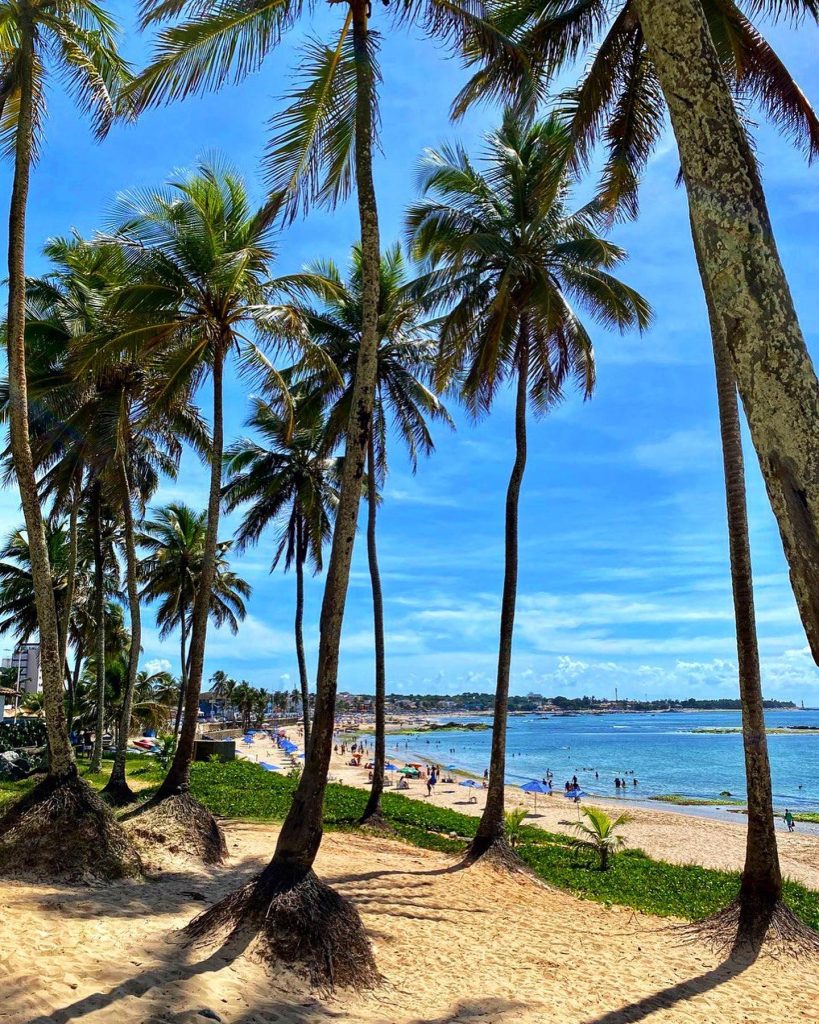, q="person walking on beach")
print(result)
[427,769,437,798]
[785,808,796,832]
